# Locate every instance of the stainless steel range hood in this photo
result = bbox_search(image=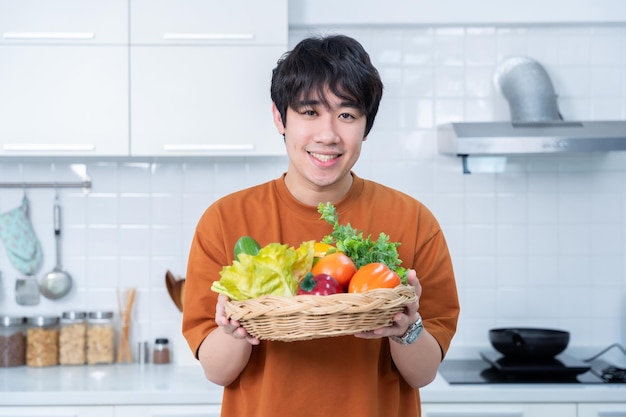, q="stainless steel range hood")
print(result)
[438,120,626,156]
[437,56,626,158]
